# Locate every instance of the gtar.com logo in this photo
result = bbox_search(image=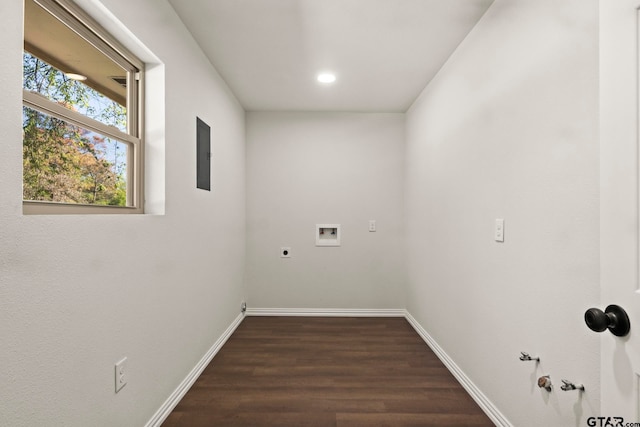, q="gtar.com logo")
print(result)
[586,417,624,427]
